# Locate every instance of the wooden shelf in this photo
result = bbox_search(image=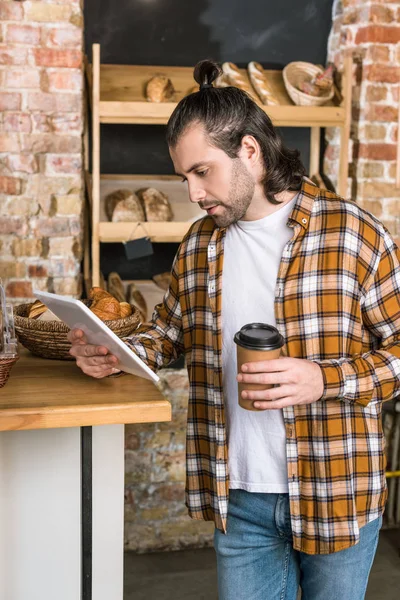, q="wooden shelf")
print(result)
[86,173,203,243]
[85,62,345,127]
